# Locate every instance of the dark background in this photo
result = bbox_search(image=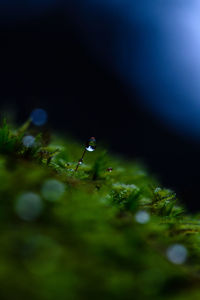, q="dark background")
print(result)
[0,7,199,211]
